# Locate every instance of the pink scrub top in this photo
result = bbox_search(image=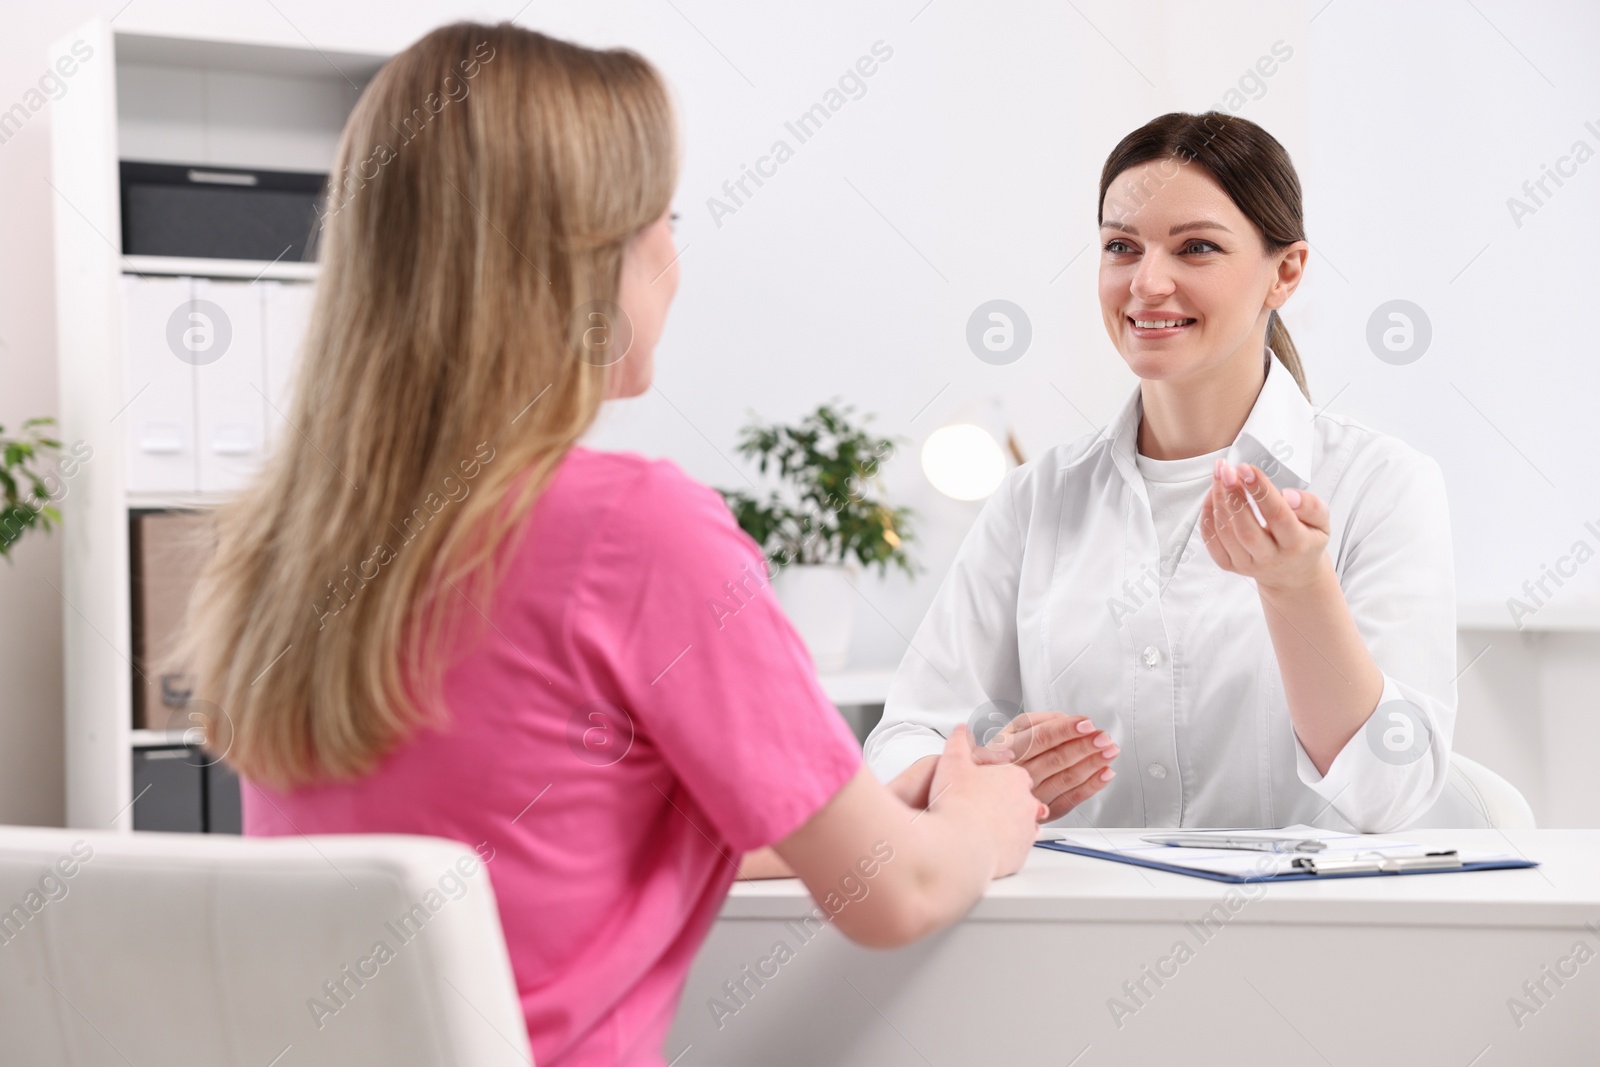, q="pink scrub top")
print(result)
[244,446,863,1065]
